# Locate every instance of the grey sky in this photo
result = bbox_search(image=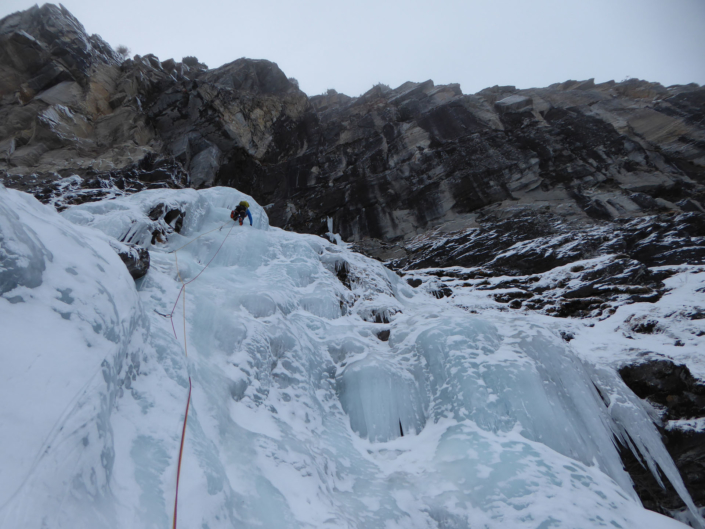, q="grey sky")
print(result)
[2,0,704,97]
